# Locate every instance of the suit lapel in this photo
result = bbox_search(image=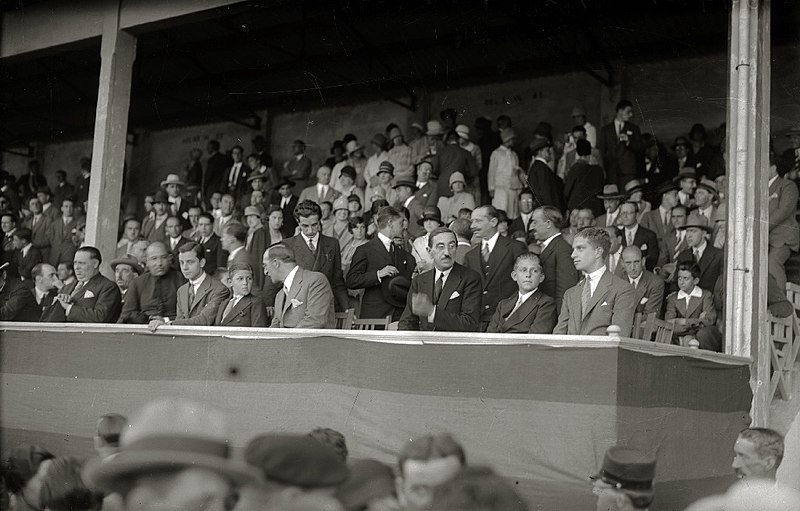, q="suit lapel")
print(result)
[485,237,506,281]
[191,277,212,311]
[582,271,611,319]
[438,266,461,306]
[223,296,250,325]
[284,268,304,313]
[506,291,539,327]
[686,295,702,317]
[676,295,688,317]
